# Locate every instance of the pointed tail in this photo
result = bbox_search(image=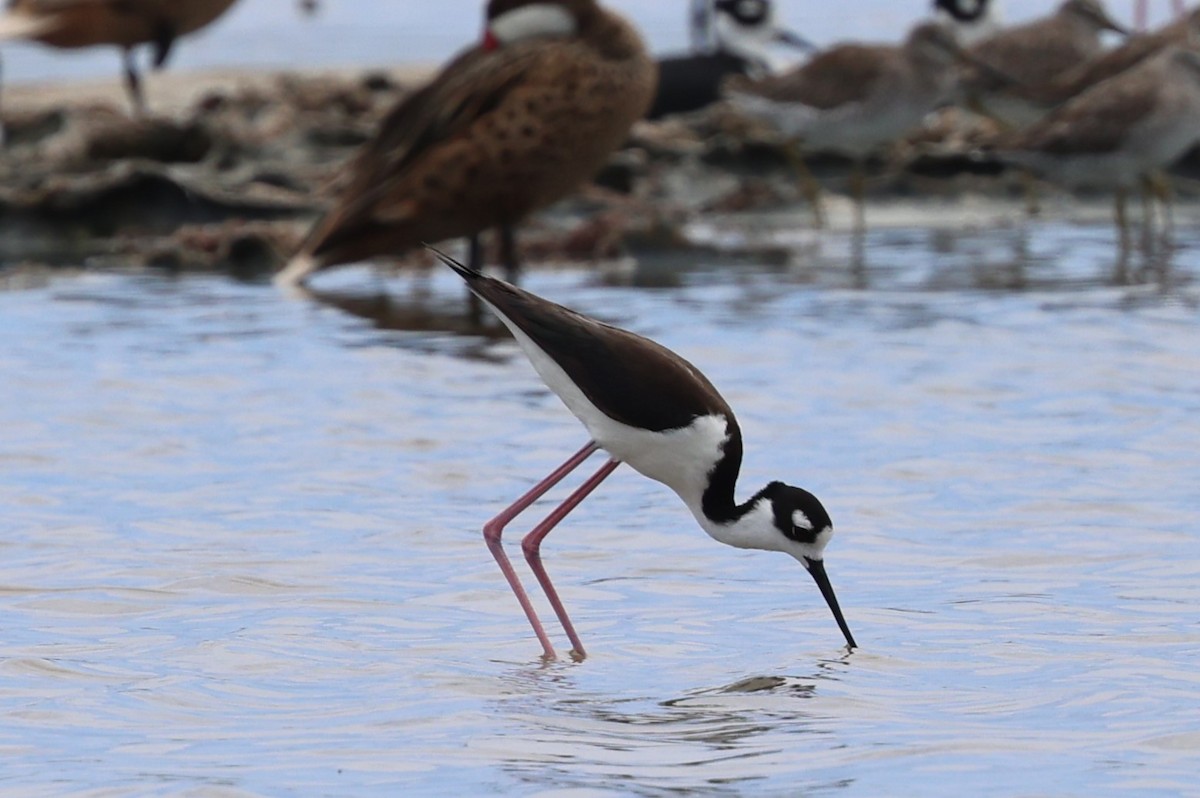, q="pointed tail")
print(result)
[426,244,483,283]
